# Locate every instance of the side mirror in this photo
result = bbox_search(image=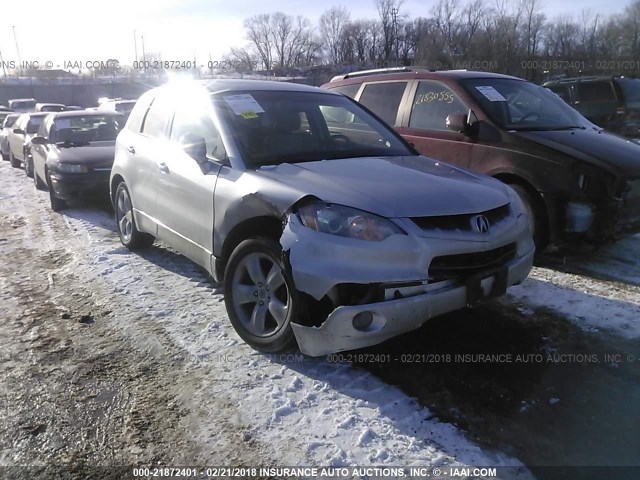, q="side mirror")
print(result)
[13,128,25,135]
[179,133,207,164]
[445,113,467,133]
[446,109,479,137]
[31,136,47,145]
